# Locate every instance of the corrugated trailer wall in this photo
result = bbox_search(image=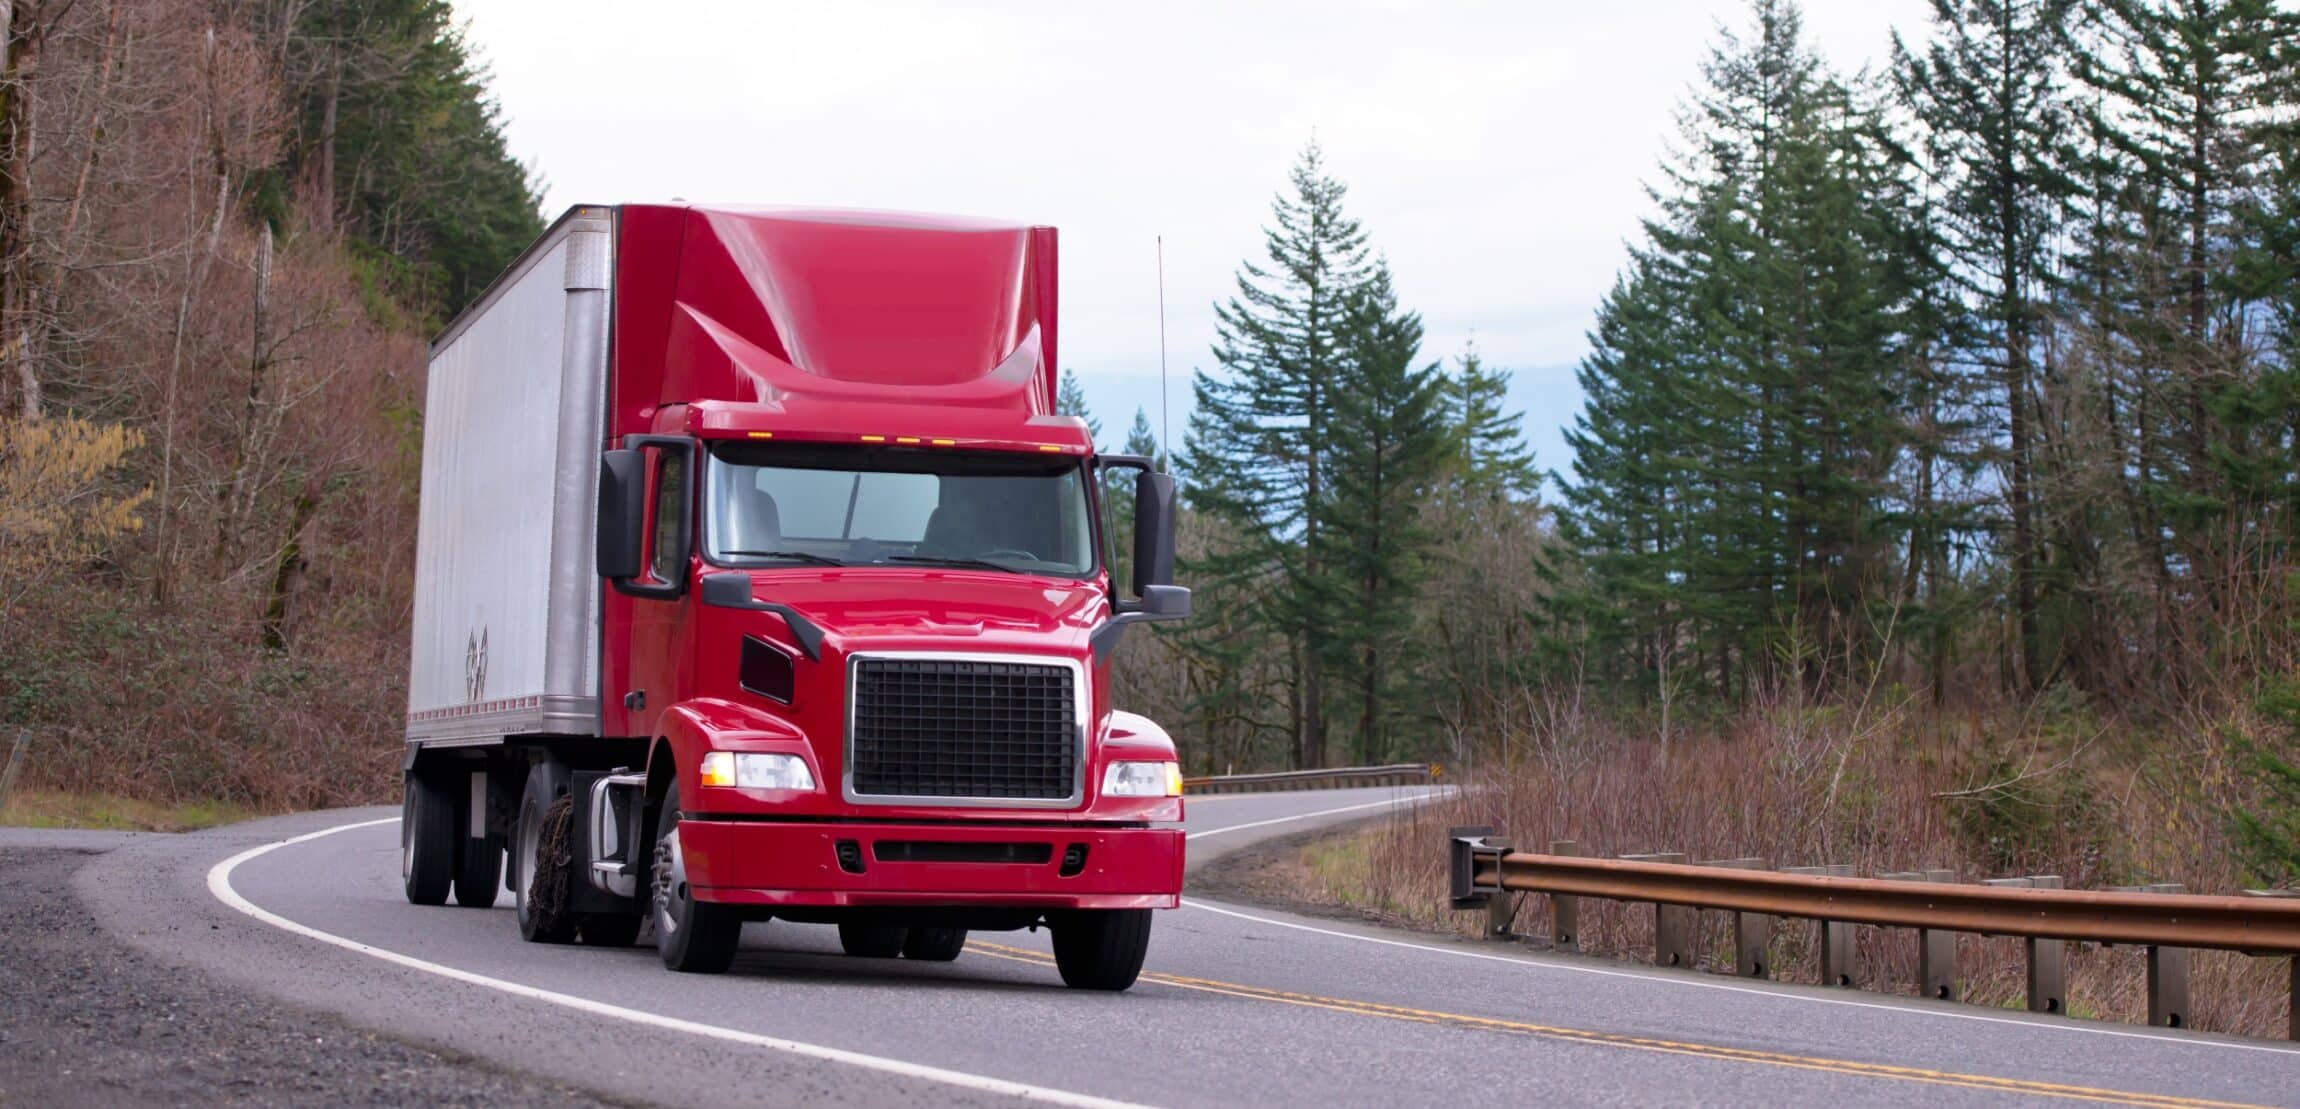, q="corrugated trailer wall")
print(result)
[406,207,614,744]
